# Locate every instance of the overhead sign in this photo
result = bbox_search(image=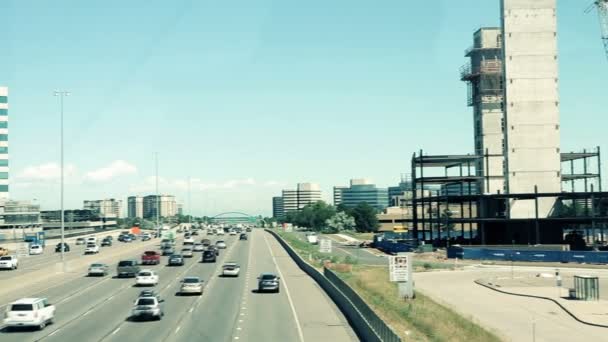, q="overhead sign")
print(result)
[389,253,411,282]
[319,239,332,253]
[16,243,29,258]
